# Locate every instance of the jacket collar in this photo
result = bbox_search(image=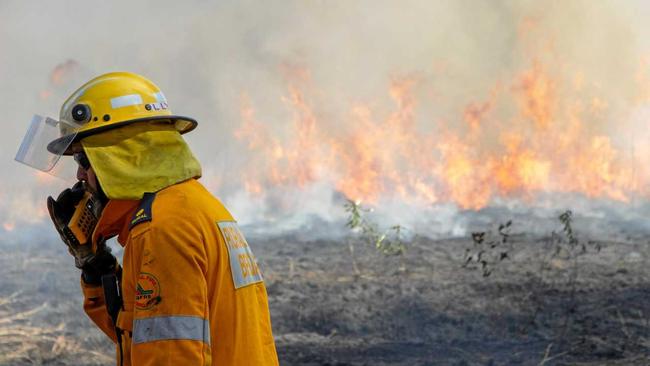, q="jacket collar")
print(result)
[92,199,140,247]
